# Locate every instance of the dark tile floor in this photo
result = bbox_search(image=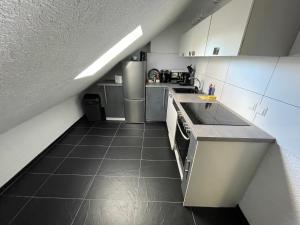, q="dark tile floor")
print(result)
[0,118,249,225]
